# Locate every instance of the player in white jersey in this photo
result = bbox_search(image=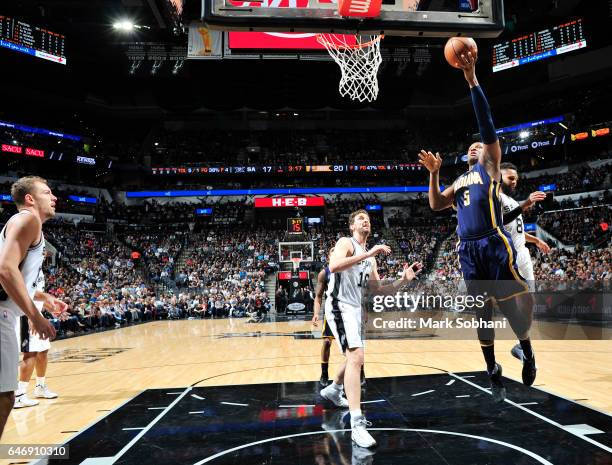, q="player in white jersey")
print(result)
[14,268,67,408]
[320,209,422,448]
[0,176,57,438]
[499,163,551,286]
[499,163,553,370]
